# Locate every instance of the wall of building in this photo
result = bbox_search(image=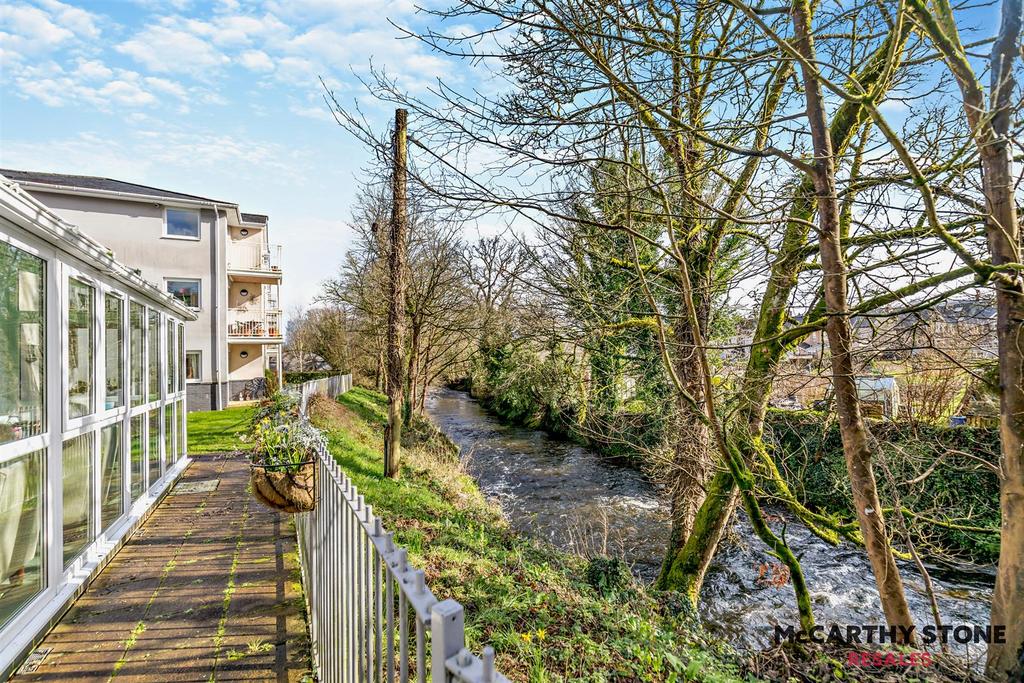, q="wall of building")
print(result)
[228,343,264,380]
[26,192,226,394]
